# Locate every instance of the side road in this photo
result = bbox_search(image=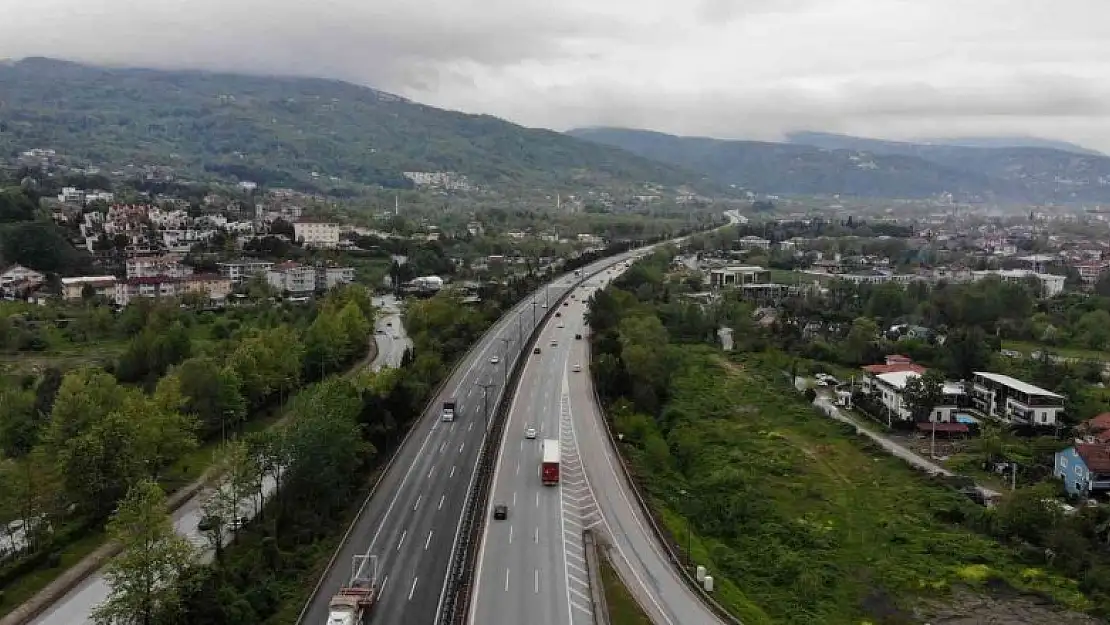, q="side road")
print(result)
[4,301,405,625]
